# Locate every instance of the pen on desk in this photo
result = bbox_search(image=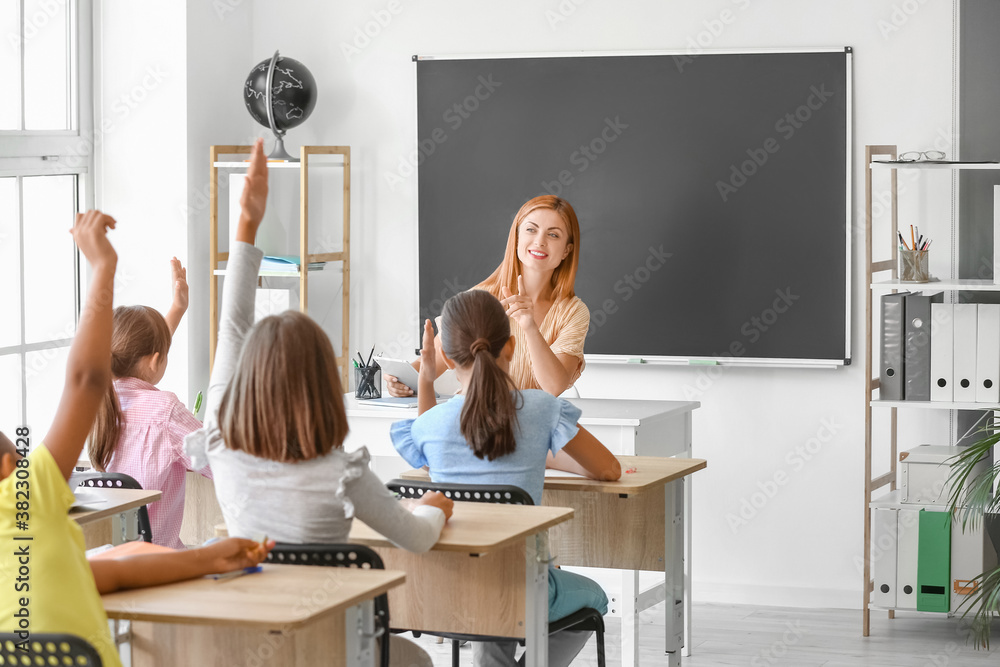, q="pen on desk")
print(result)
[897,231,908,250]
[209,565,262,580]
[366,345,375,368]
[910,225,916,250]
